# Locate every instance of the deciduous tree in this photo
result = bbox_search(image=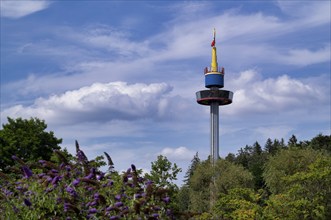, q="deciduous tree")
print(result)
[0,117,62,172]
